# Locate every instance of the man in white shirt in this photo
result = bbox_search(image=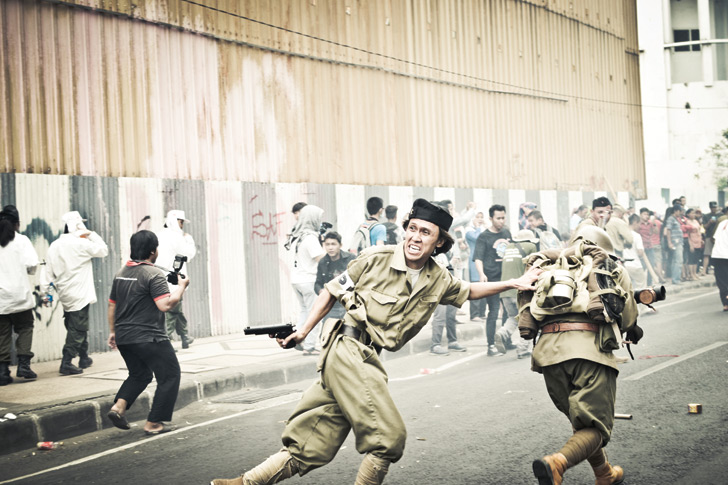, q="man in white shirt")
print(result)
[0,205,40,384]
[43,211,108,375]
[156,210,197,349]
